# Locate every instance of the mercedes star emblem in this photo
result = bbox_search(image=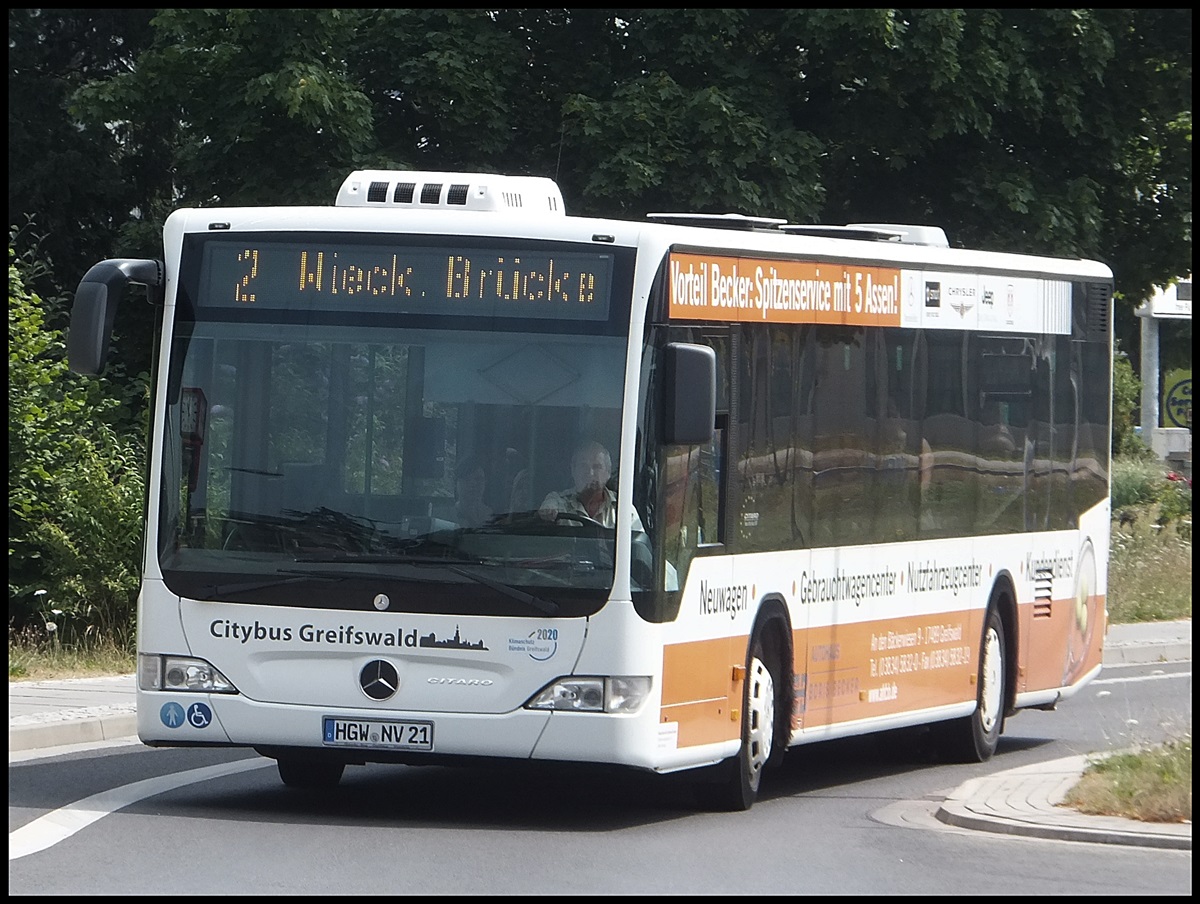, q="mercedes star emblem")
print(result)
[359,659,400,701]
